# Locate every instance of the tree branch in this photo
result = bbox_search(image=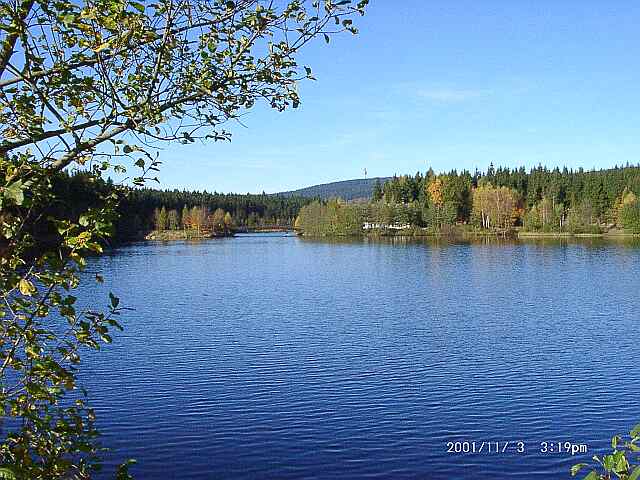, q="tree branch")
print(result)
[49,90,206,172]
[49,121,133,172]
[0,8,254,89]
[0,117,115,154]
[0,0,35,79]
